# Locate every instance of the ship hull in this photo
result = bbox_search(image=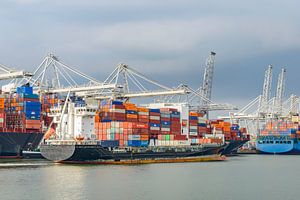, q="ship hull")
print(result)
[256,136,300,155]
[222,140,249,155]
[0,132,44,157]
[40,143,227,164]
